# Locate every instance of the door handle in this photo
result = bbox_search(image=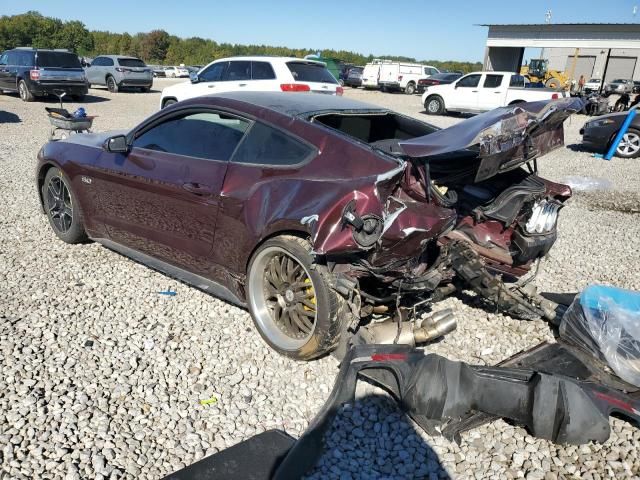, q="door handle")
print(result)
[207,84,215,88]
[238,83,247,87]
[472,90,478,93]
[182,182,213,195]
